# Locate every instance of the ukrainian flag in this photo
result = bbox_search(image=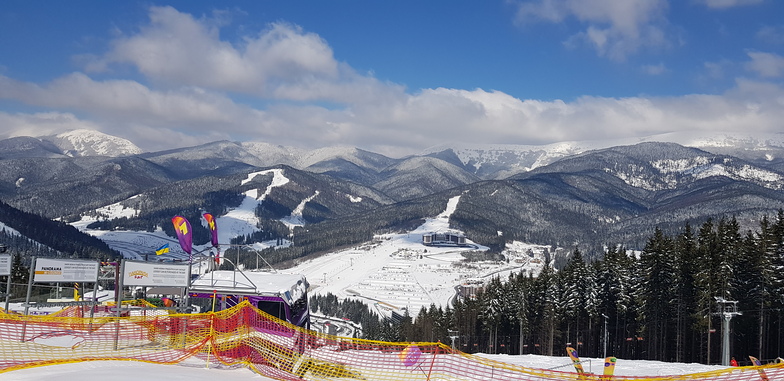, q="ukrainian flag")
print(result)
[155,243,170,255]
